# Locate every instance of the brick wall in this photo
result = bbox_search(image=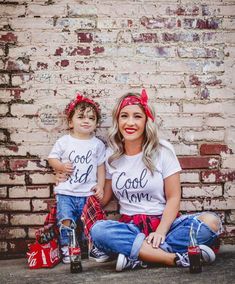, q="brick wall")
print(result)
[0,0,234,258]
